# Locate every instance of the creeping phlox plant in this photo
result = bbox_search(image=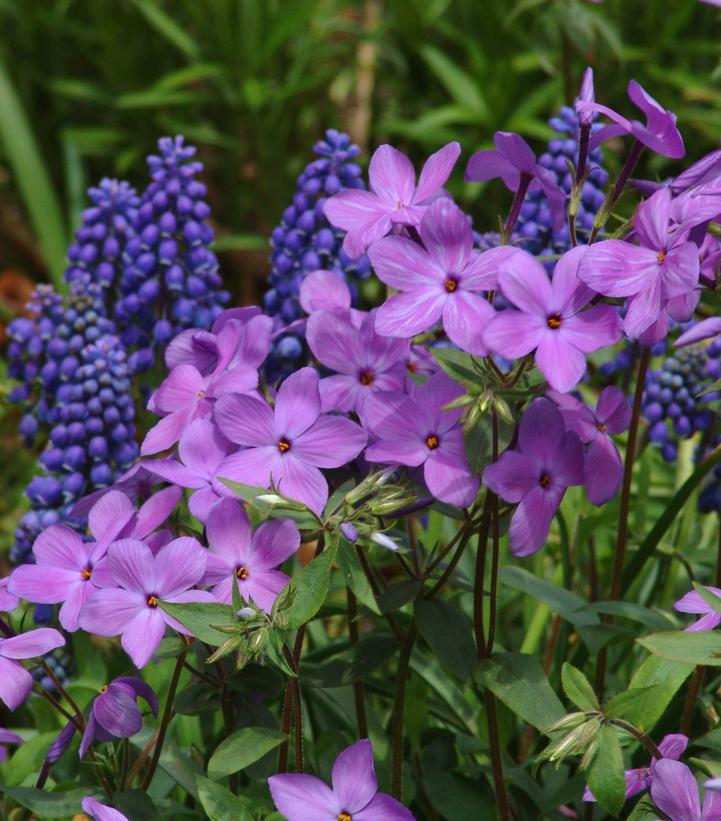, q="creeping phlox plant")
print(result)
[7,68,721,821]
